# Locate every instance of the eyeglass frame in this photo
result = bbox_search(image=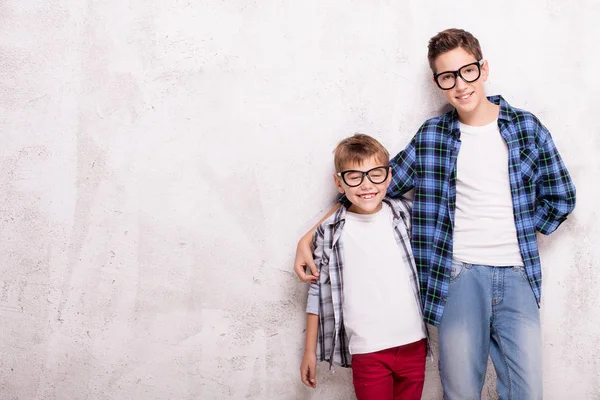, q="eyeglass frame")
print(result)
[336,165,390,187]
[433,60,485,90]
